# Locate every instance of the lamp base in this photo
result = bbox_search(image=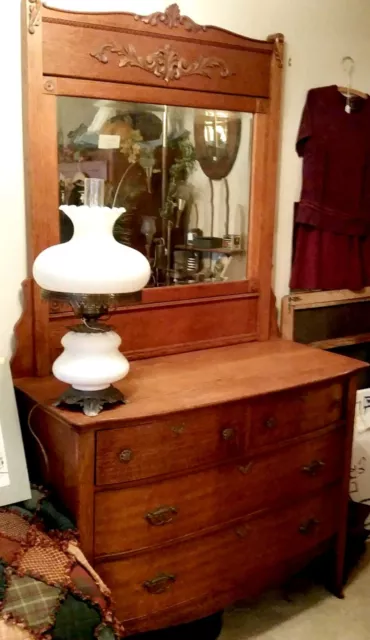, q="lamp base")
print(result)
[53,385,126,418]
